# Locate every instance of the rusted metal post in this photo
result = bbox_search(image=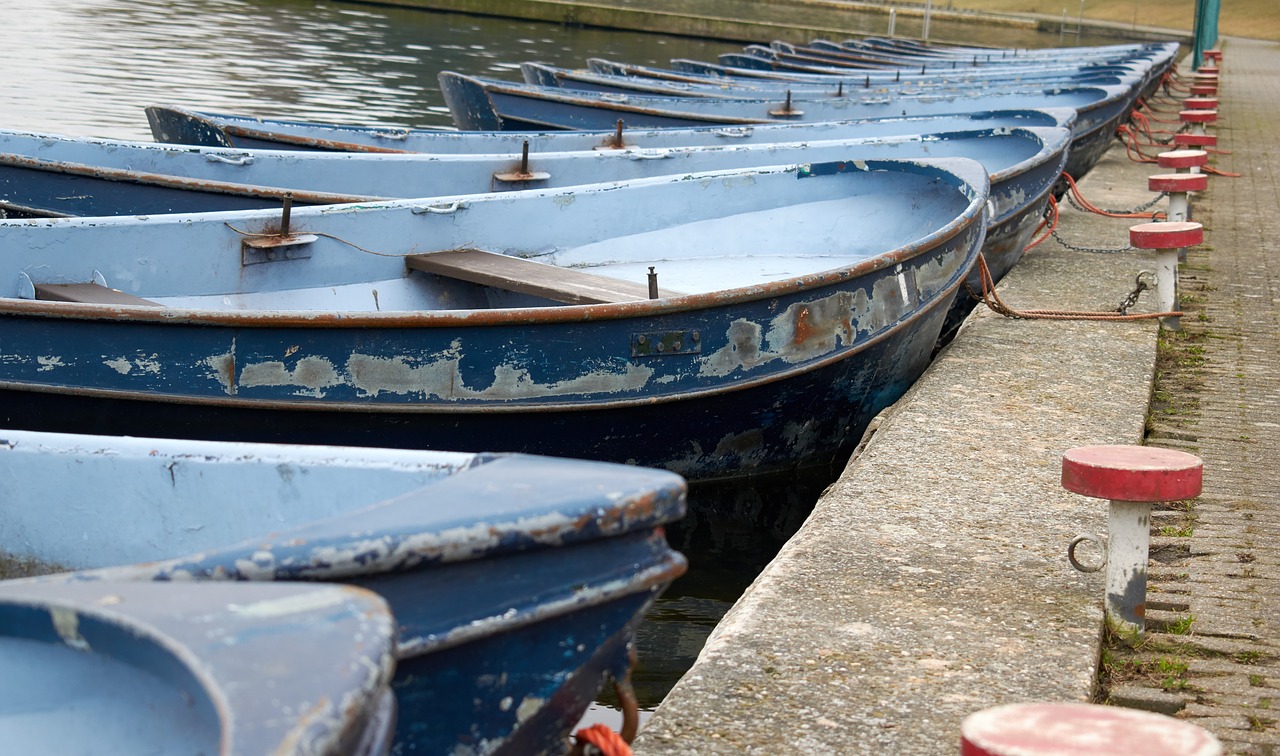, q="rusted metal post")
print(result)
[1130,220,1203,330]
[1062,445,1203,634]
[961,701,1221,755]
